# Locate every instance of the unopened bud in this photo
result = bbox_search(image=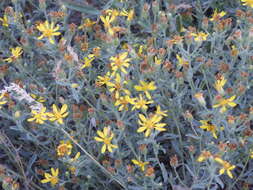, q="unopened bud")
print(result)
[71,83,79,88]
[194,92,206,106]
[14,111,21,118]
